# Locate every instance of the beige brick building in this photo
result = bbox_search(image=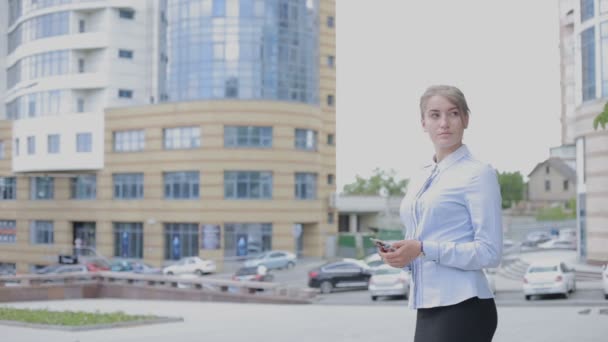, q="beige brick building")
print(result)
[0,0,337,273]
